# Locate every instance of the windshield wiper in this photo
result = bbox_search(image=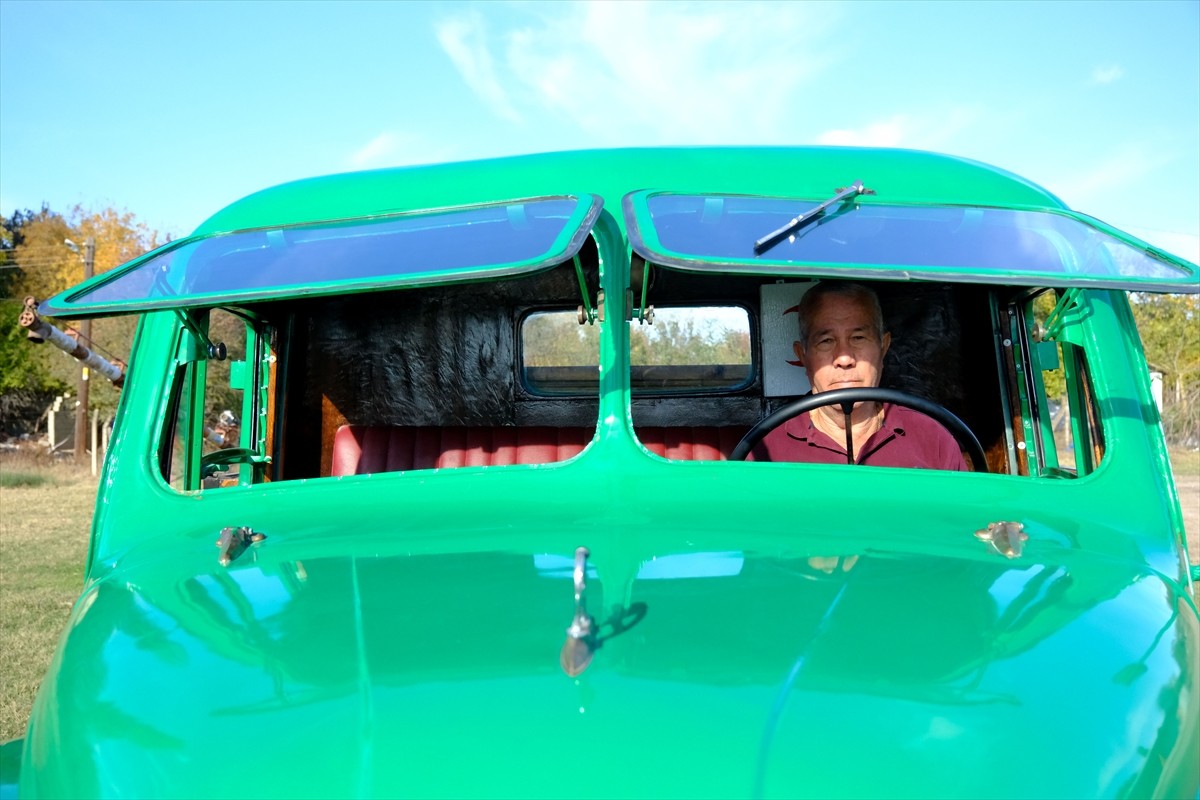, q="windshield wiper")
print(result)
[753,180,872,256]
